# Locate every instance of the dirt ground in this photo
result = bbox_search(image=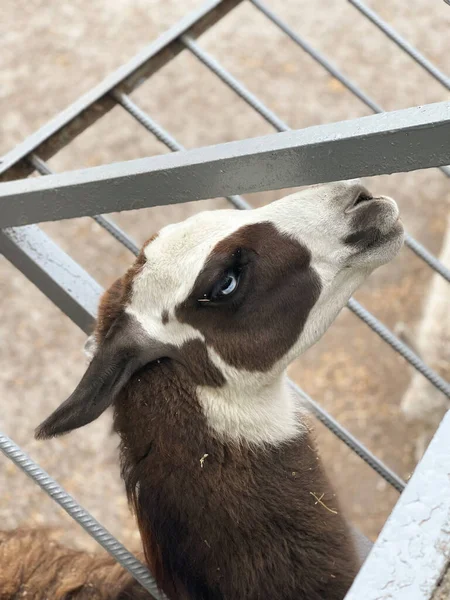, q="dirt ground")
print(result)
[1,0,449,558]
